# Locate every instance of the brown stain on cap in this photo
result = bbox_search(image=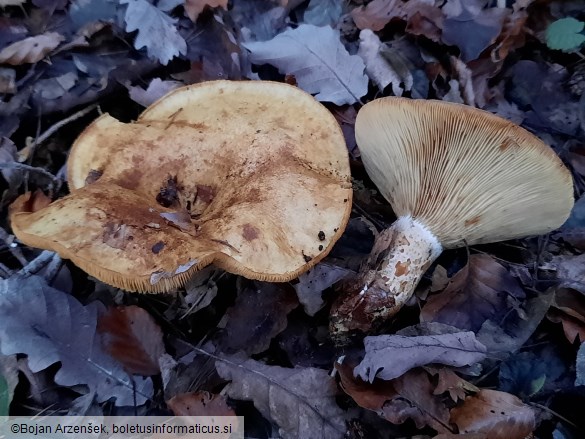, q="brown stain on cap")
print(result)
[242,223,259,241]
